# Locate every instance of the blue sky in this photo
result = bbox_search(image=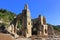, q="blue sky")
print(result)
[0,0,60,25]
